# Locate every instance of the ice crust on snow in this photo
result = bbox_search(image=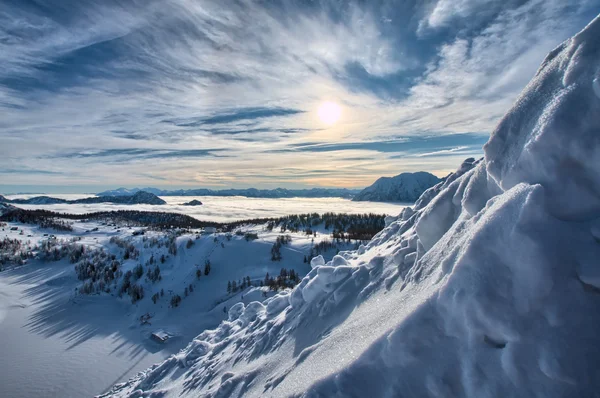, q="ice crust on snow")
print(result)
[101,14,600,398]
